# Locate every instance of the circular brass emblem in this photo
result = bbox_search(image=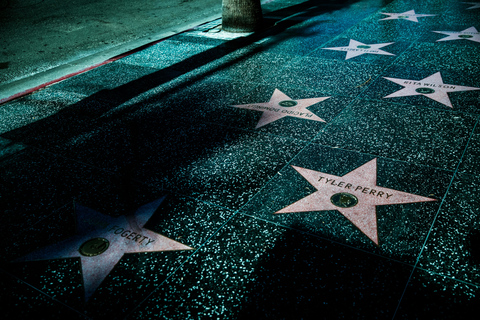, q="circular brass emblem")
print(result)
[357,45,371,49]
[279,100,298,107]
[79,238,110,257]
[459,35,473,39]
[330,193,358,208]
[415,87,435,94]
